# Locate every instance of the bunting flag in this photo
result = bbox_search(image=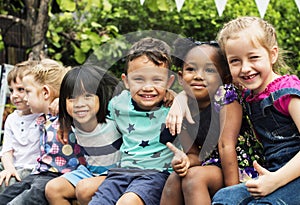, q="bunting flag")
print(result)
[175,0,185,12]
[296,0,300,12]
[139,0,299,15]
[214,0,227,17]
[255,0,270,18]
